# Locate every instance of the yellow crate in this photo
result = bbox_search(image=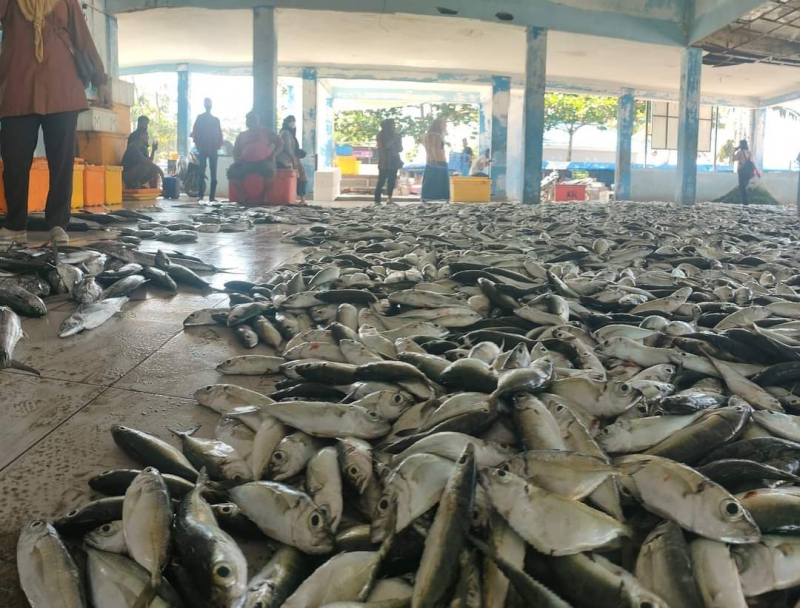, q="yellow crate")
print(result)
[72,163,85,209]
[335,156,360,175]
[451,177,491,203]
[105,166,123,204]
